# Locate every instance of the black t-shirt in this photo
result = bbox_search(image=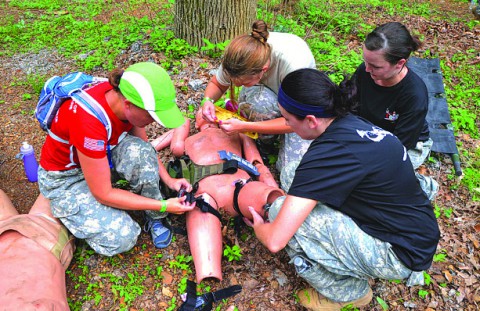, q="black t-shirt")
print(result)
[355,63,430,150]
[288,114,440,271]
